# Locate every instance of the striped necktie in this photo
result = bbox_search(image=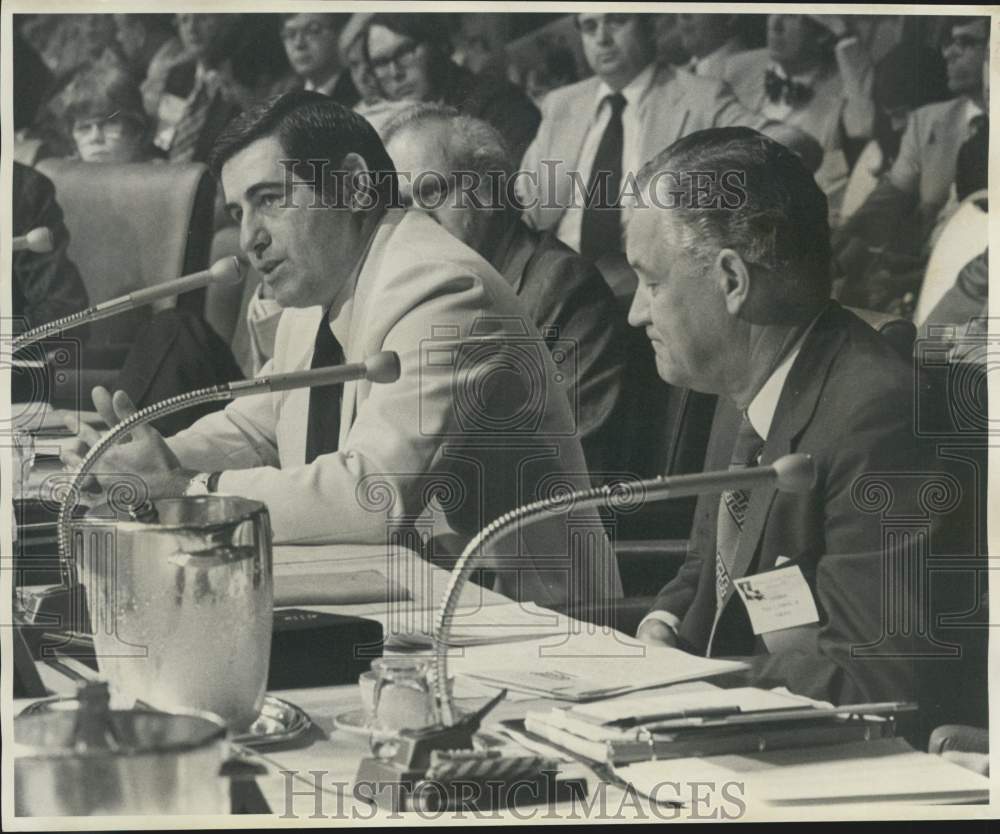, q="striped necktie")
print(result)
[715,414,765,610]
